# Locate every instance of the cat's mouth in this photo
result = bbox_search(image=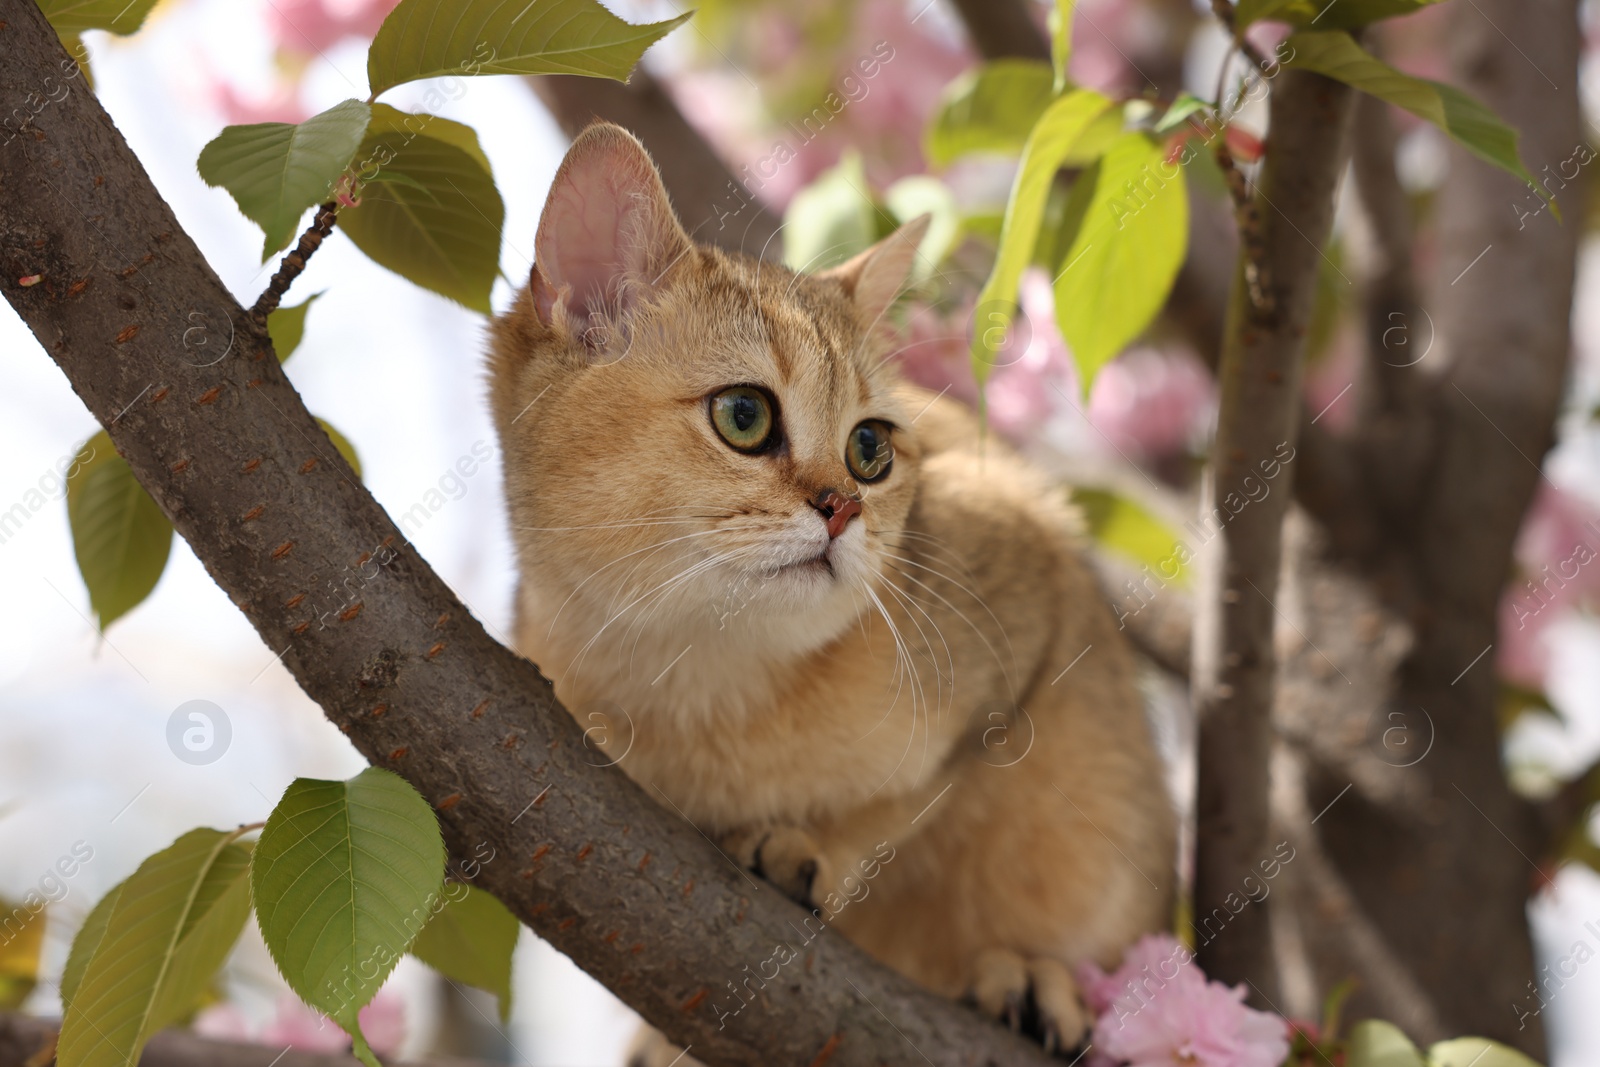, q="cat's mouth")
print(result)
[777,553,833,578]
